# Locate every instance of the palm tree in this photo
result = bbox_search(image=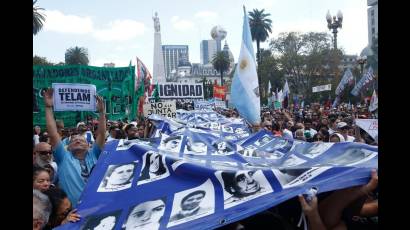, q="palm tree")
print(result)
[248,9,272,65]
[212,51,230,86]
[249,9,272,105]
[65,46,89,65]
[33,0,46,35]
